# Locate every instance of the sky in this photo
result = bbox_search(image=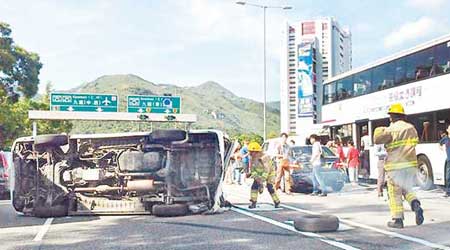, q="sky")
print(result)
[1,0,449,102]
